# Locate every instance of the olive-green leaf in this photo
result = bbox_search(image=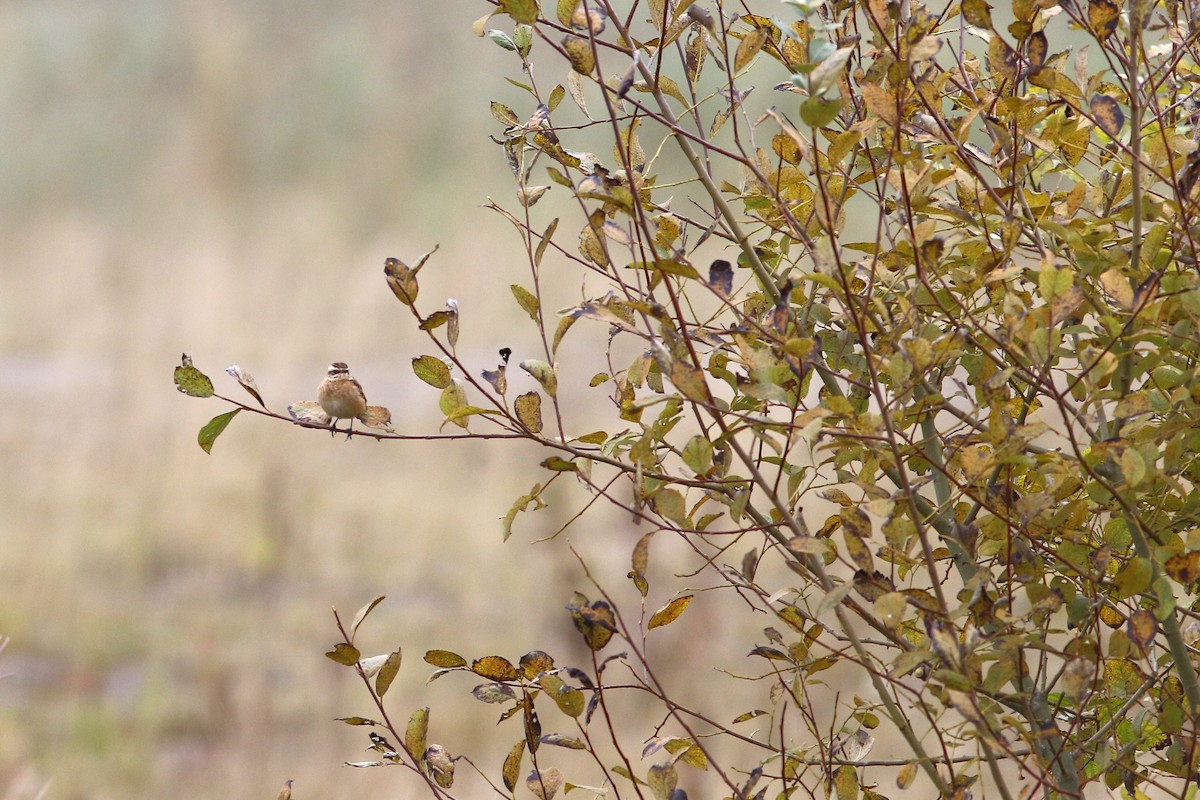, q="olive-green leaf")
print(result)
[520,359,558,397]
[425,649,468,668]
[962,0,992,27]
[562,35,595,75]
[376,649,402,697]
[174,353,214,397]
[351,595,387,639]
[652,487,688,526]
[413,355,452,389]
[1114,556,1152,599]
[514,391,544,433]
[648,594,694,629]
[325,642,361,666]
[681,435,713,475]
[440,380,469,428]
[501,0,540,25]
[647,762,678,800]
[405,707,430,761]
[503,740,525,791]
[556,0,577,25]
[197,409,240,454]
[801,95,843,128]
[512,284,541,322]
